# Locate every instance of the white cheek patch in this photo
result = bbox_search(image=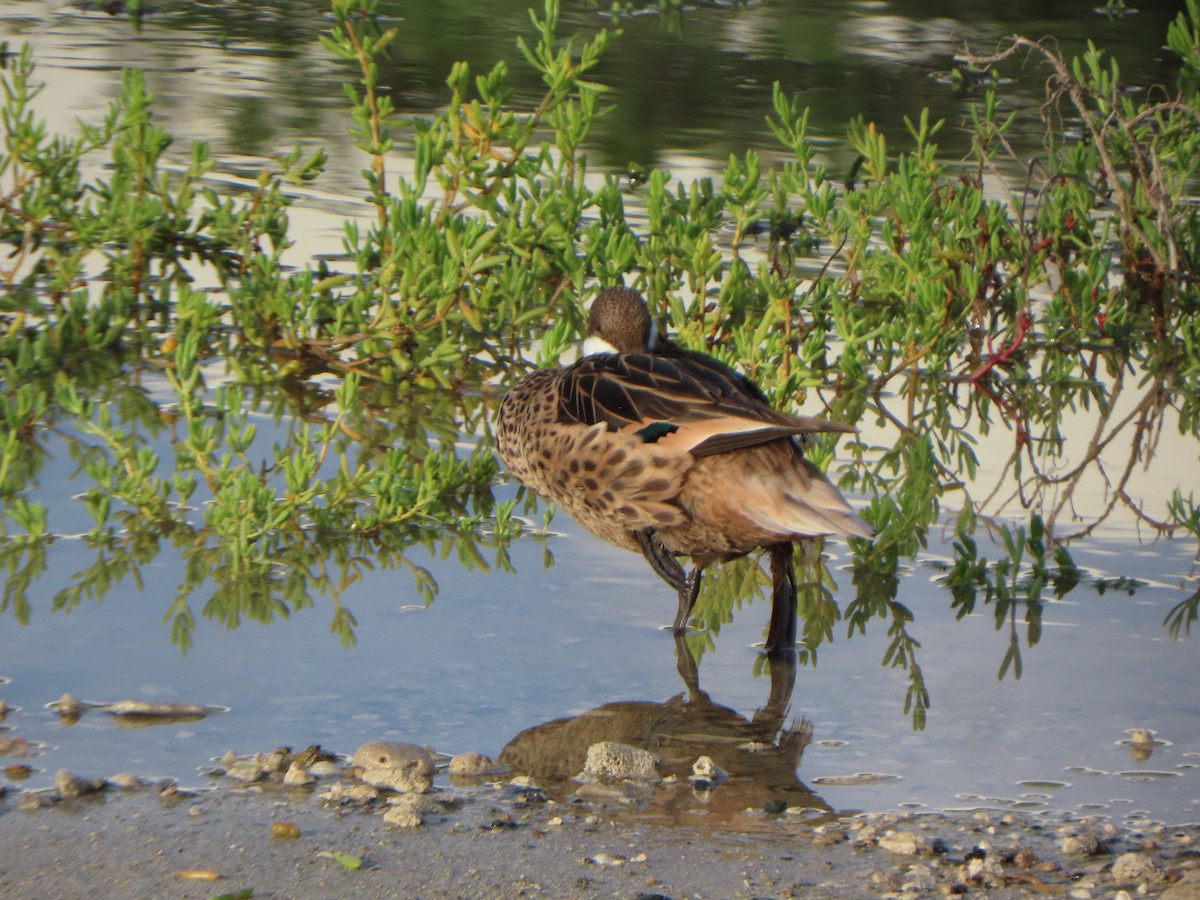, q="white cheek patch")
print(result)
[583,335,620,357]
